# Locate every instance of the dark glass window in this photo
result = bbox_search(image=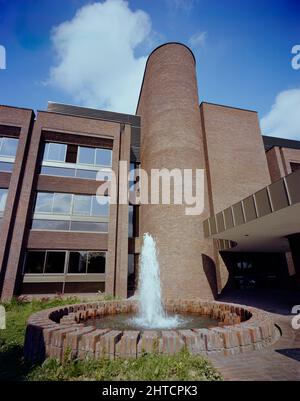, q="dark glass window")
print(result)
[291,162,300,172]
[68,252,87,274]
[44,251,66,274]
[65,144,78,163]
[87,252,106,273]
[25,251,45,274]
